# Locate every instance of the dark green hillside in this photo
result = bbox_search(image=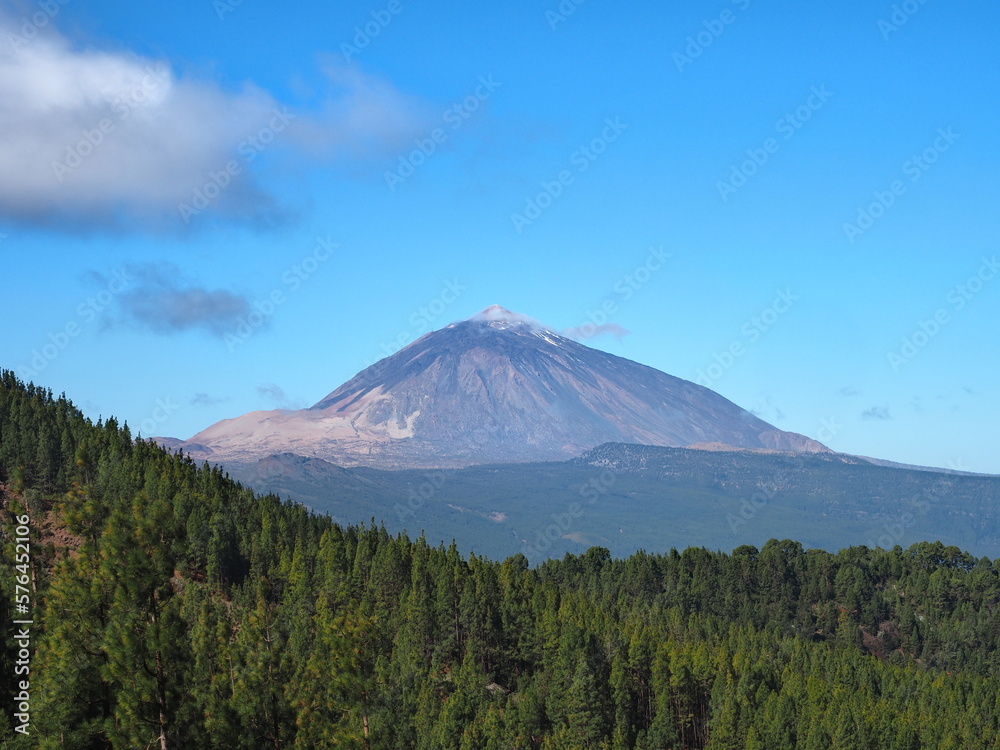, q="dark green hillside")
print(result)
[3,370,1000,748]
[231,441,1000,563]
